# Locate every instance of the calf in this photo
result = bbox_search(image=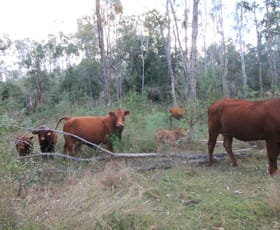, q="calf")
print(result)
[15,135,34,157]
[32,126,57,159]
[156,127,188,152]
